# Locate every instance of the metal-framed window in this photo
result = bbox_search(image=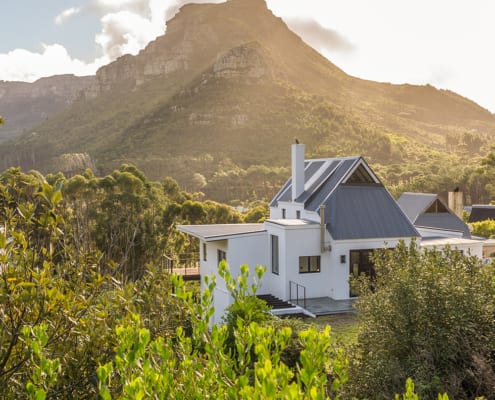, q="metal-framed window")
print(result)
[299,256,321,273]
